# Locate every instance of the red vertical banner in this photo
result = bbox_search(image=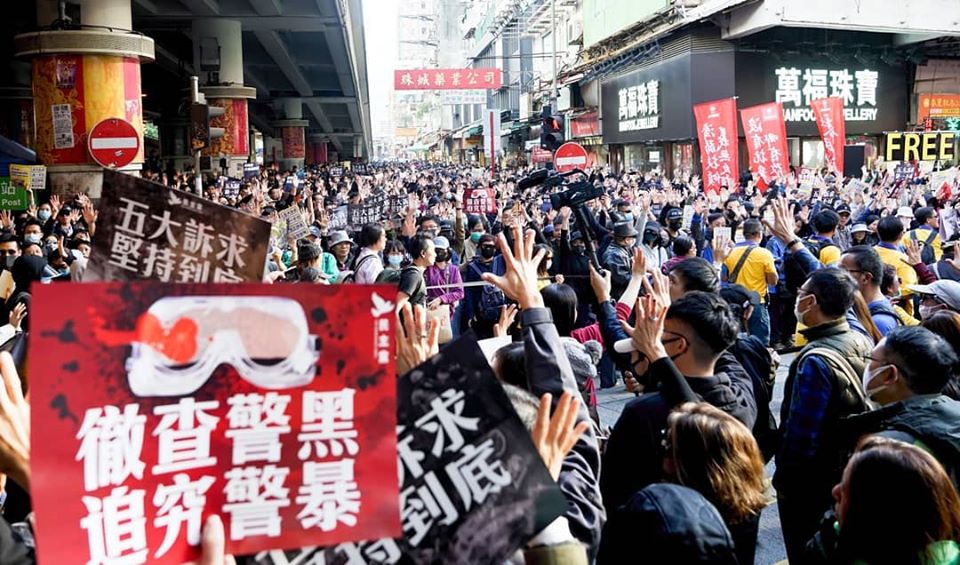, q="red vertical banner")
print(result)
[811,96,845,175]
[740,102,789,186]
[693,98,739,195]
